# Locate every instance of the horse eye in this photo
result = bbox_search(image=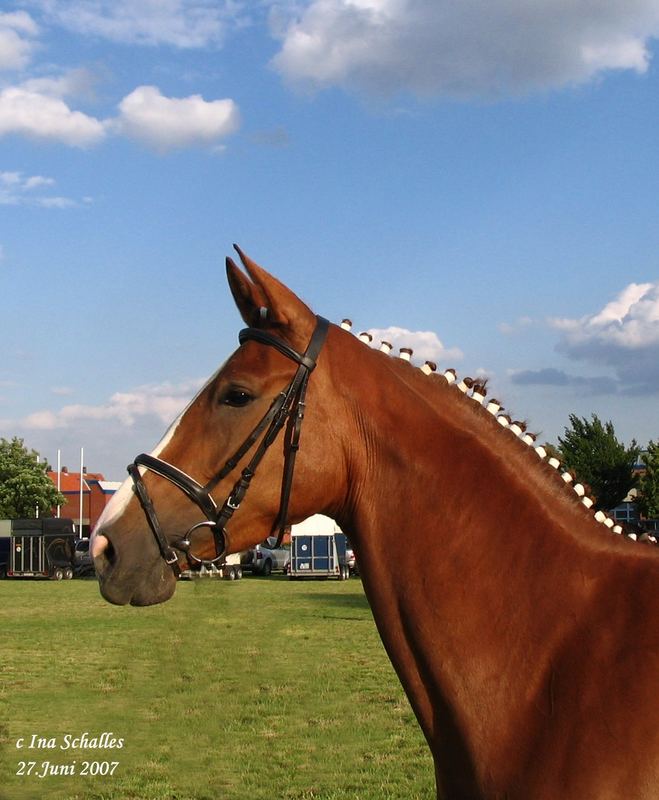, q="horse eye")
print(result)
[222,389,253,407]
